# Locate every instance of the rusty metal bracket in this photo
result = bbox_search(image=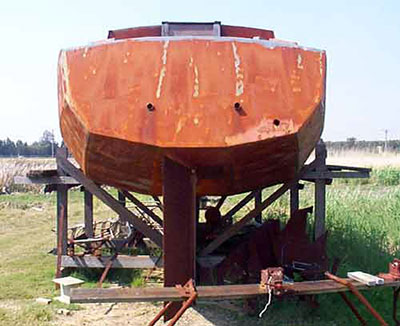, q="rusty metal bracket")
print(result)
[97,253,118,288]
[148,279,197,326]
[379,259,400,325]
[325,272,388,326]
[380,259,400,281]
